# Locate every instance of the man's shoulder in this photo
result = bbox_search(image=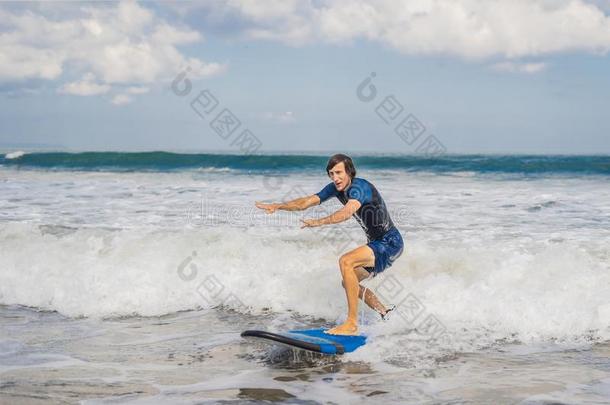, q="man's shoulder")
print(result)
[348,178,374,202]
[352,177,372,189]
[317,182,338,196]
